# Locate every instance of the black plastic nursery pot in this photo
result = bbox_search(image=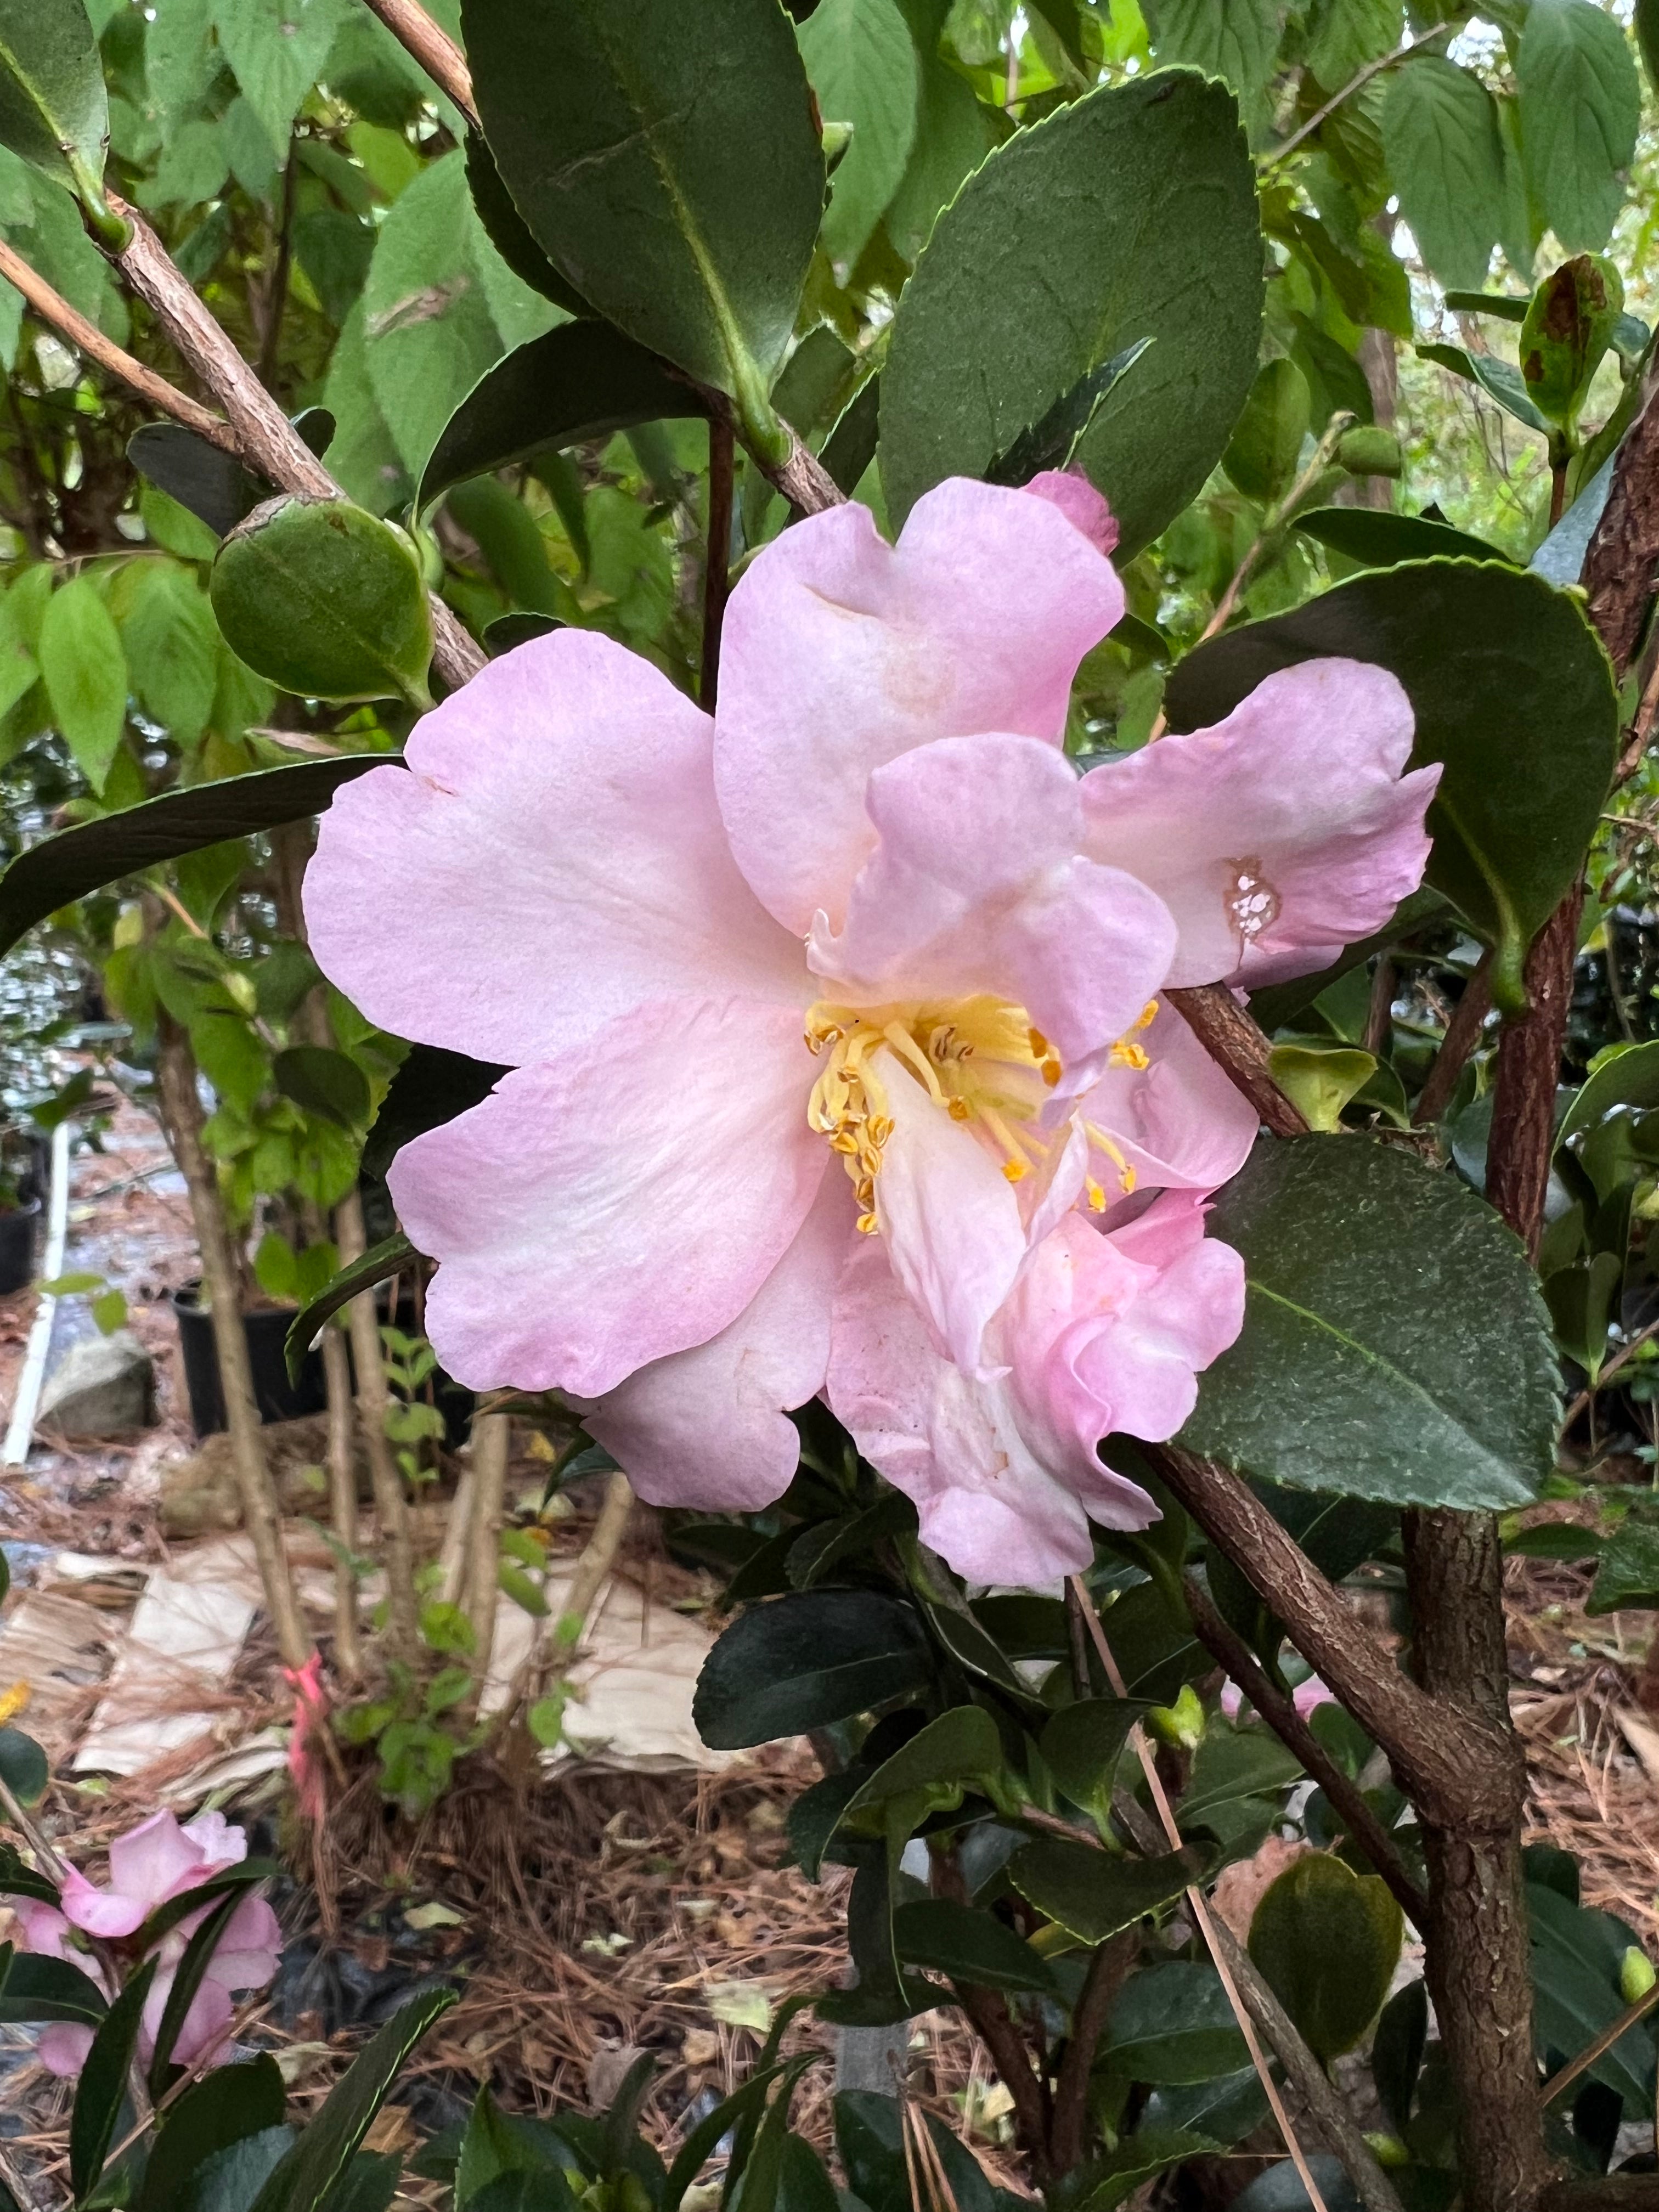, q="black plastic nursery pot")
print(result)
[172,1282,328,1438]
[0,1200,40,1296]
